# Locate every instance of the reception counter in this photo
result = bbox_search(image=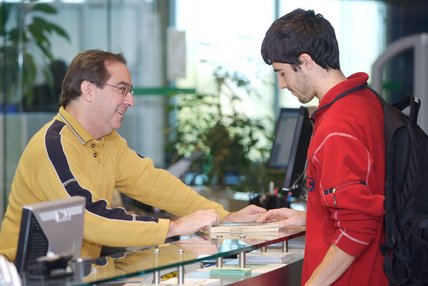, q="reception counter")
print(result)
[21,227,305,285]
